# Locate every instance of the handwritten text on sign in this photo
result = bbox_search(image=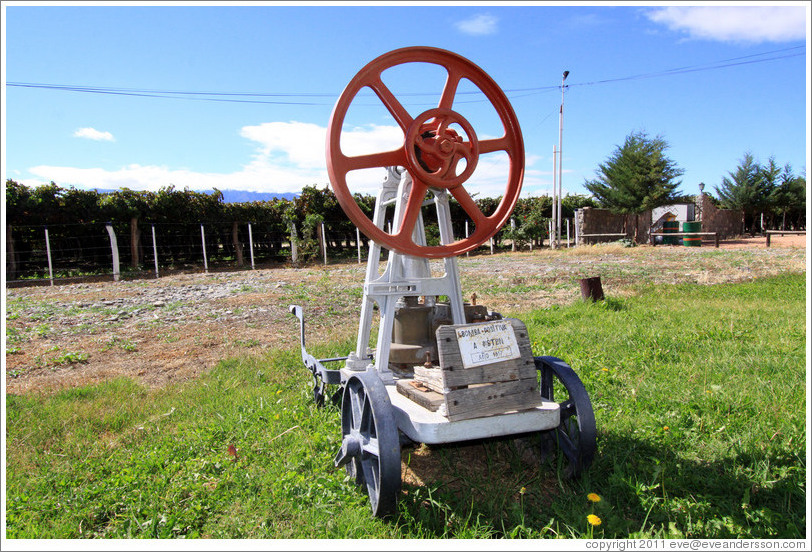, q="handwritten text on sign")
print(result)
[456,321,521,368]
